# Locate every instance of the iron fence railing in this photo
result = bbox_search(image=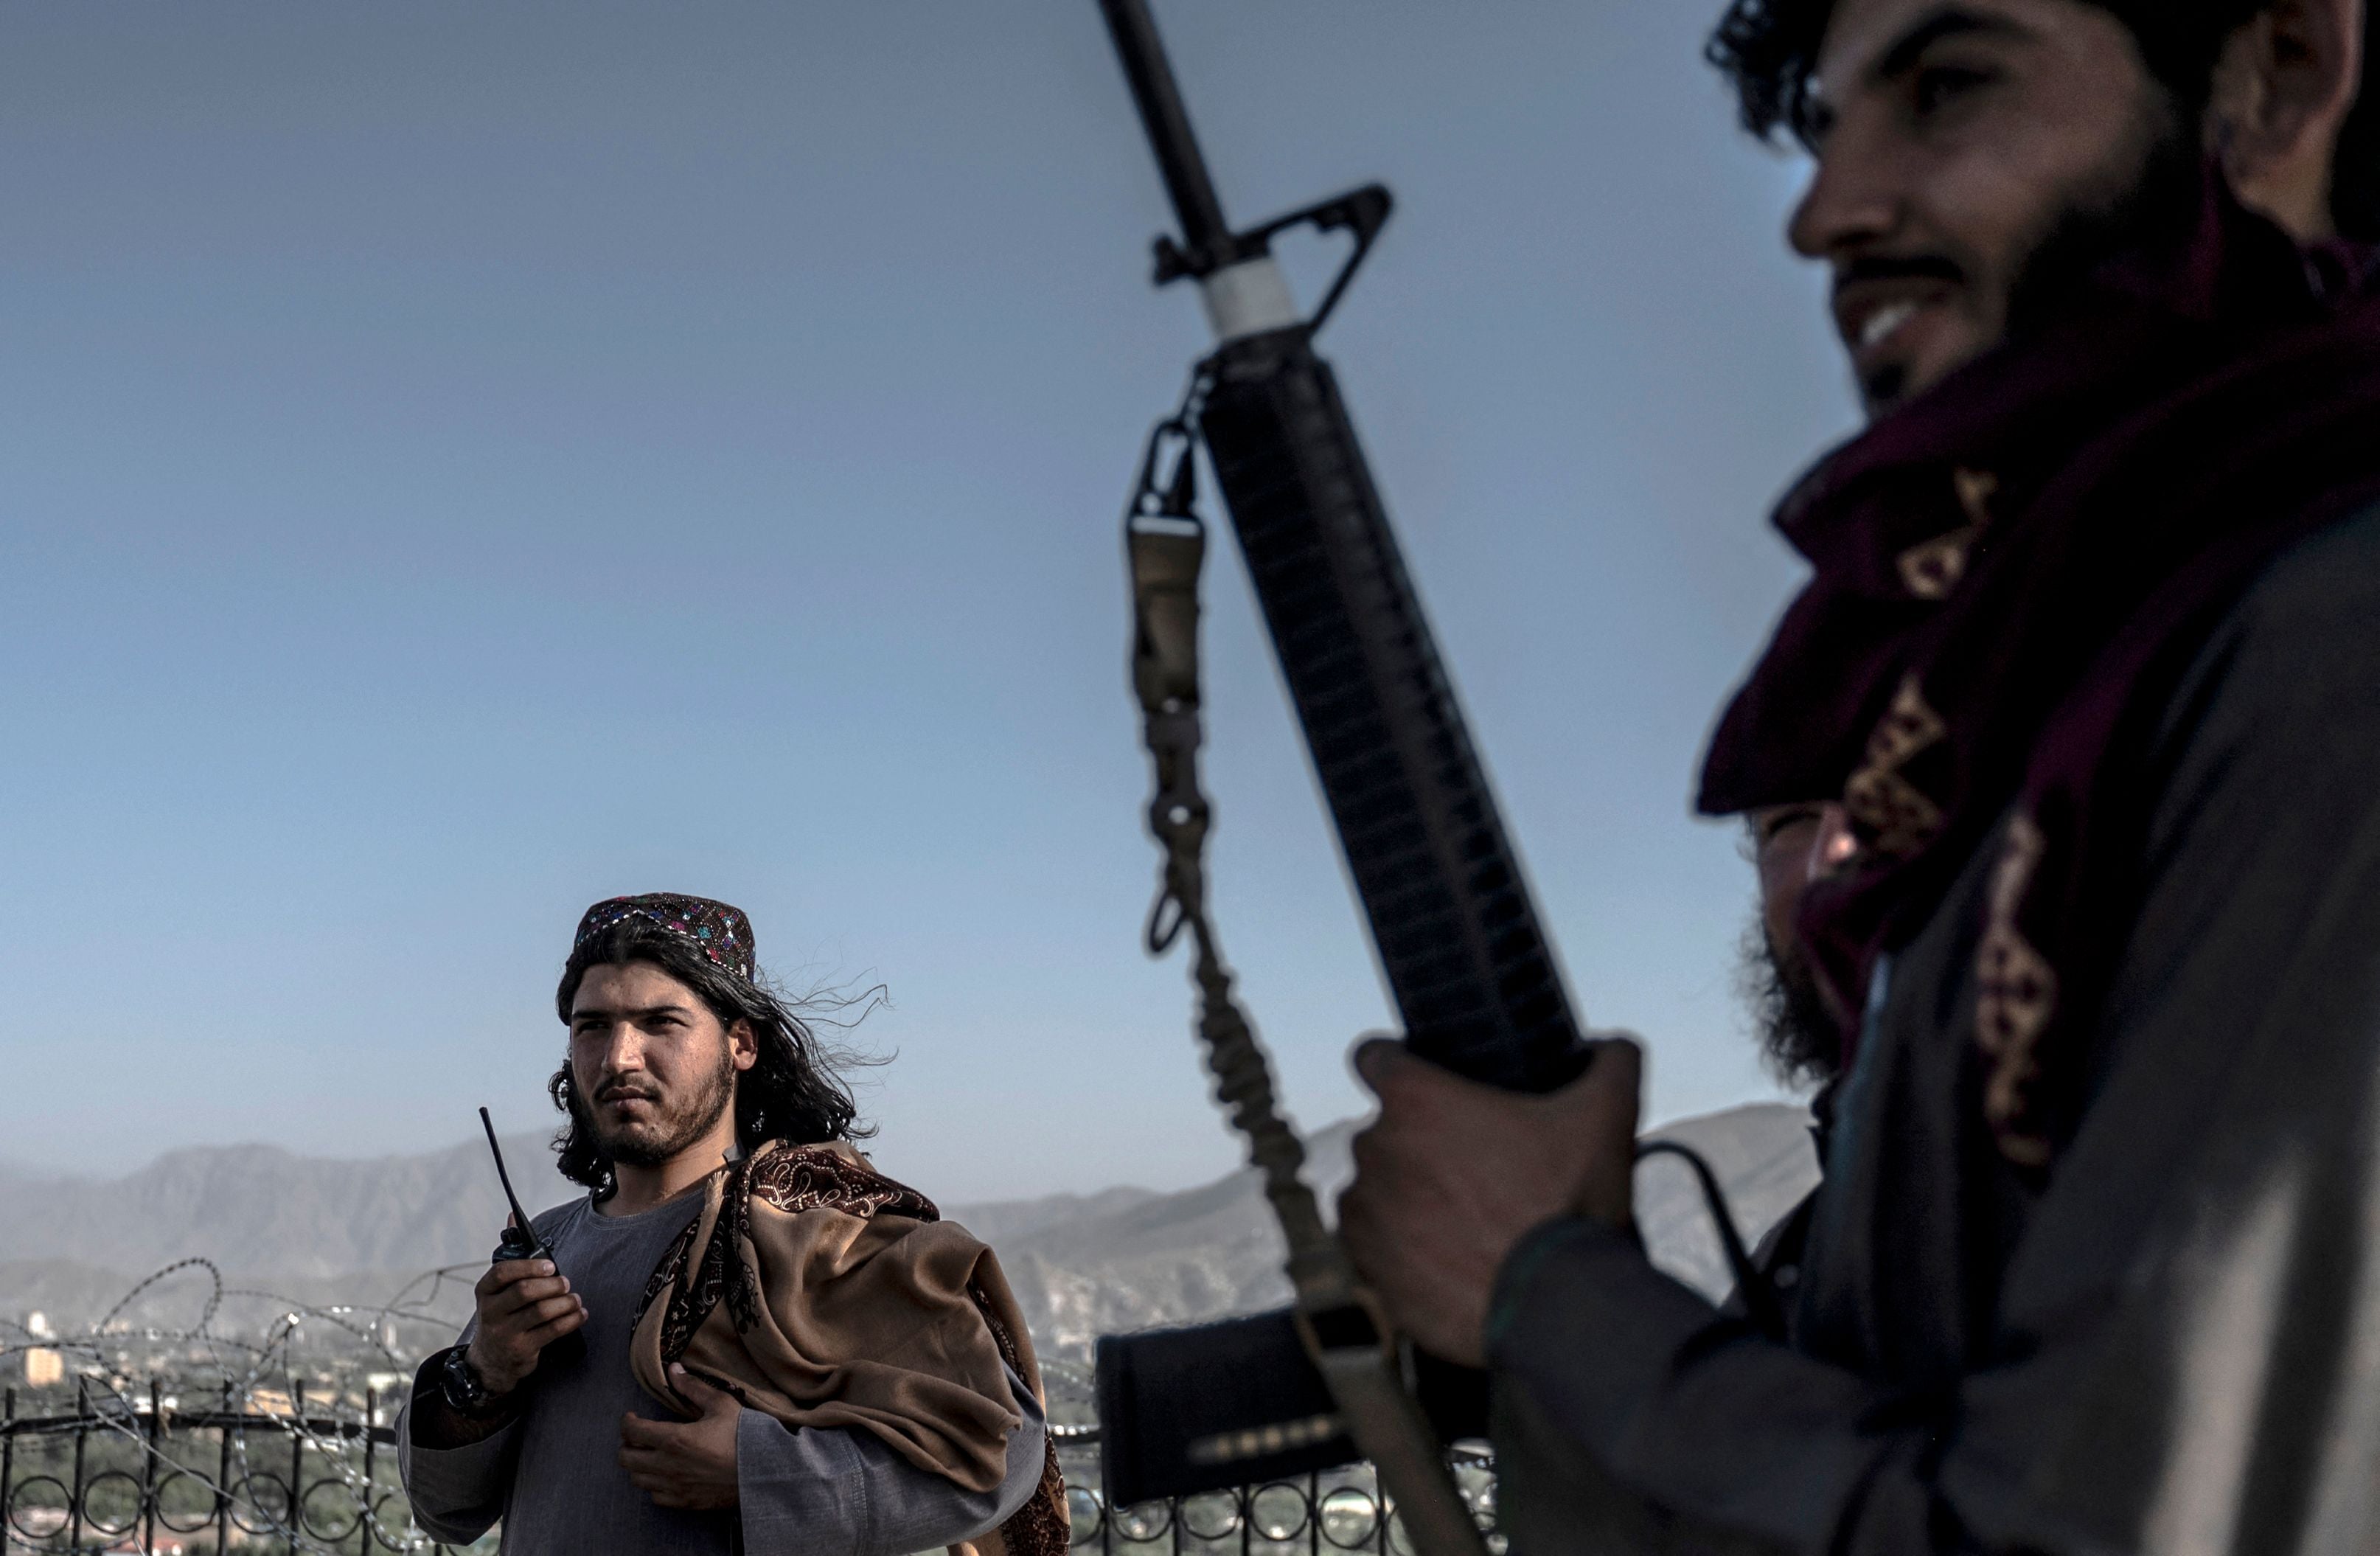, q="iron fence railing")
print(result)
[3,1380,1494,1555]
[3,1379,446,1555]
[1049,1430,1497,1556]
